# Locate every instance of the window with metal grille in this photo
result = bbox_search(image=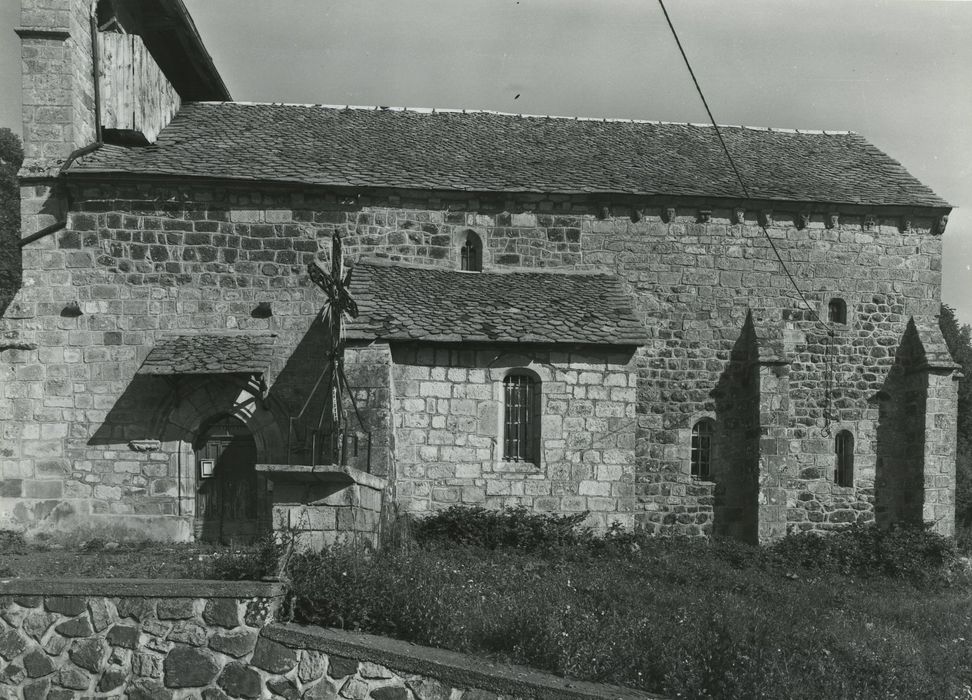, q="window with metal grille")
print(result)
[835,430,854,486]
[691,419,713,480]
[828,298,847,324]
[460,232,483,272]
[503,372,540,463]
